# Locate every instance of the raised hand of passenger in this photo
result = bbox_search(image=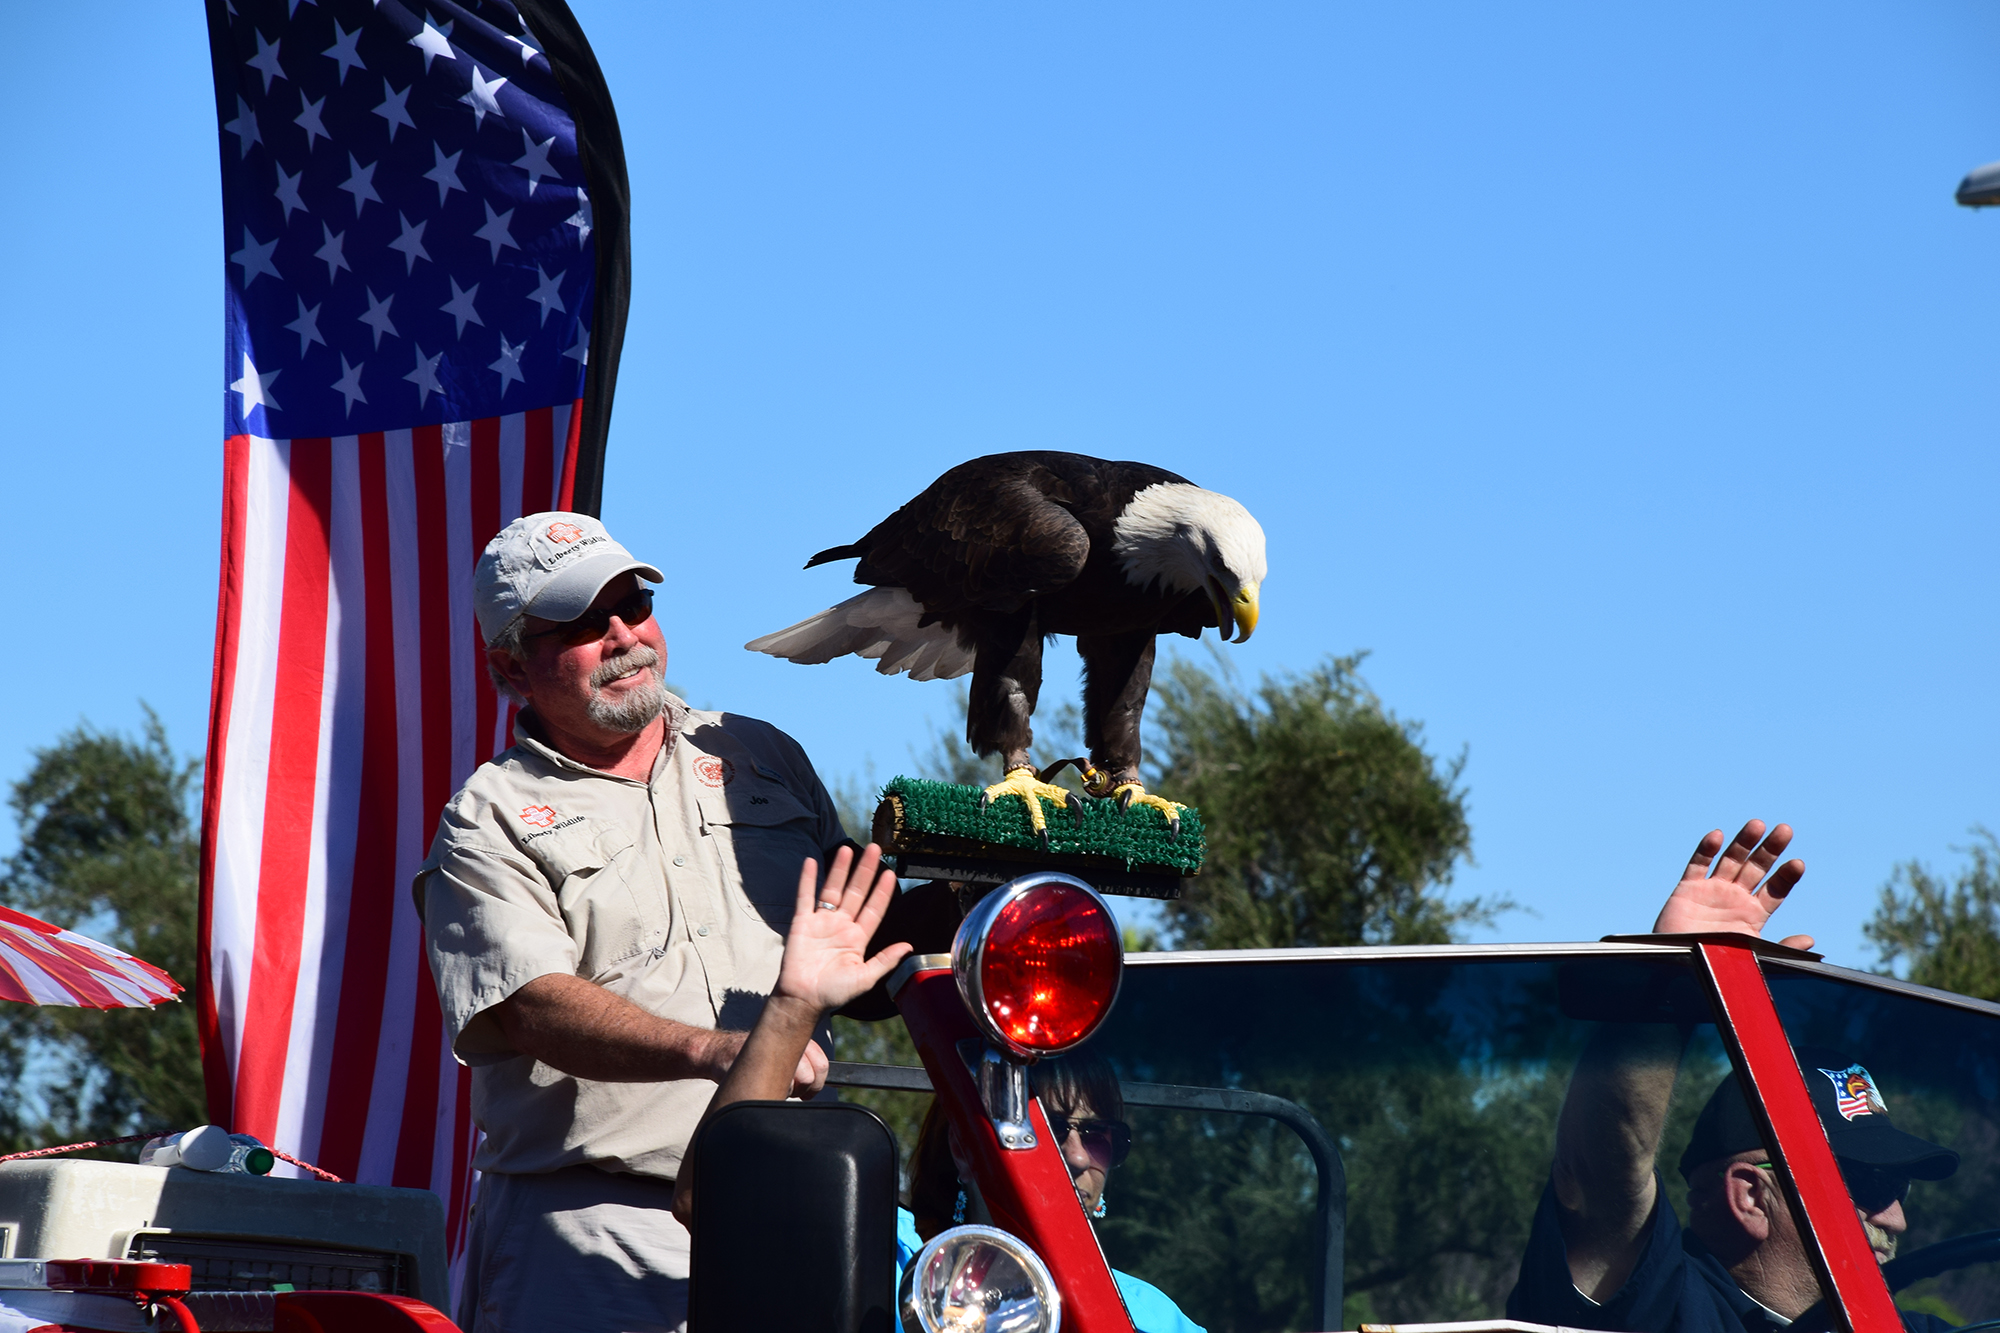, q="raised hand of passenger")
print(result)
[1654,819,1813,951]
[773,844,912,1016]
